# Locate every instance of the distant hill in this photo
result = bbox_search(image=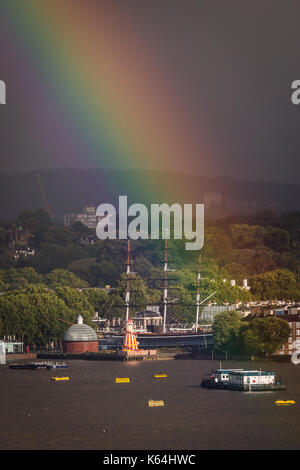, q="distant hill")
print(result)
[0,168,300,222]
